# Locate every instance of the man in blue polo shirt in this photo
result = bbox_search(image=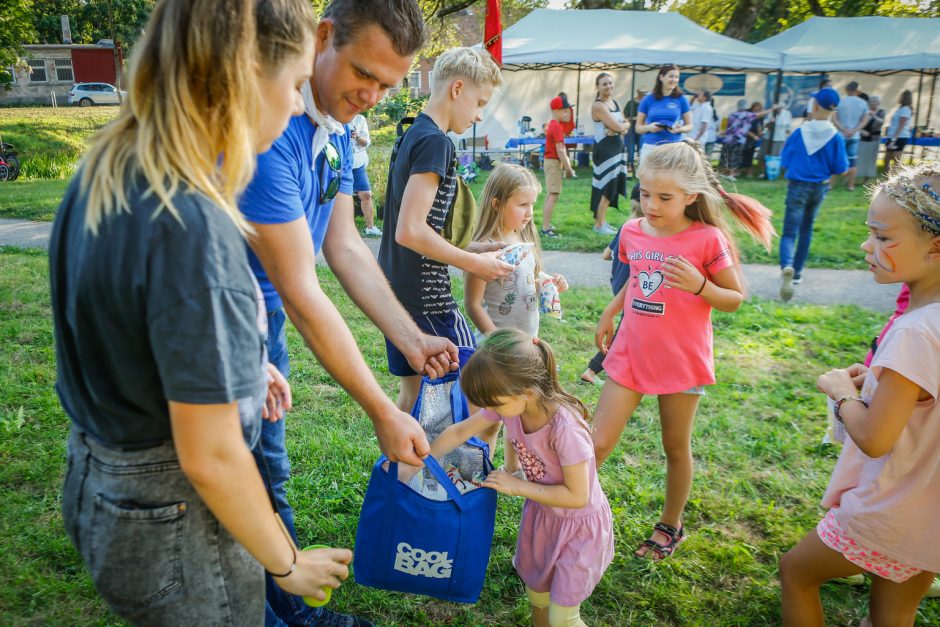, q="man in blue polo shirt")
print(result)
[239,2,454,626]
